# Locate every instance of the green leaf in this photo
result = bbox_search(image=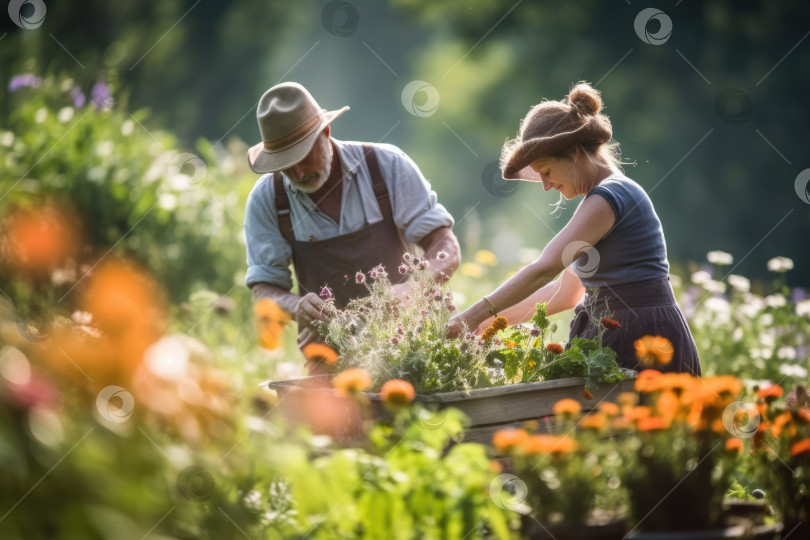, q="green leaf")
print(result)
[584,347,625,392]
